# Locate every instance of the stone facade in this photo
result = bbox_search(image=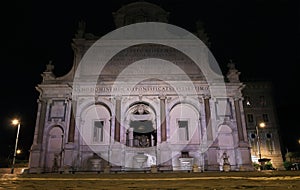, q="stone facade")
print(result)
[242,82,284,169]
[27,1,282,173]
